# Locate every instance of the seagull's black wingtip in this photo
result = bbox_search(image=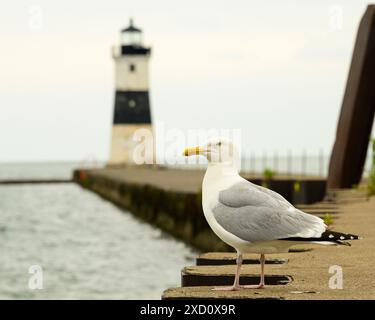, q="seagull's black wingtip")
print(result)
[280,230,361,245]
